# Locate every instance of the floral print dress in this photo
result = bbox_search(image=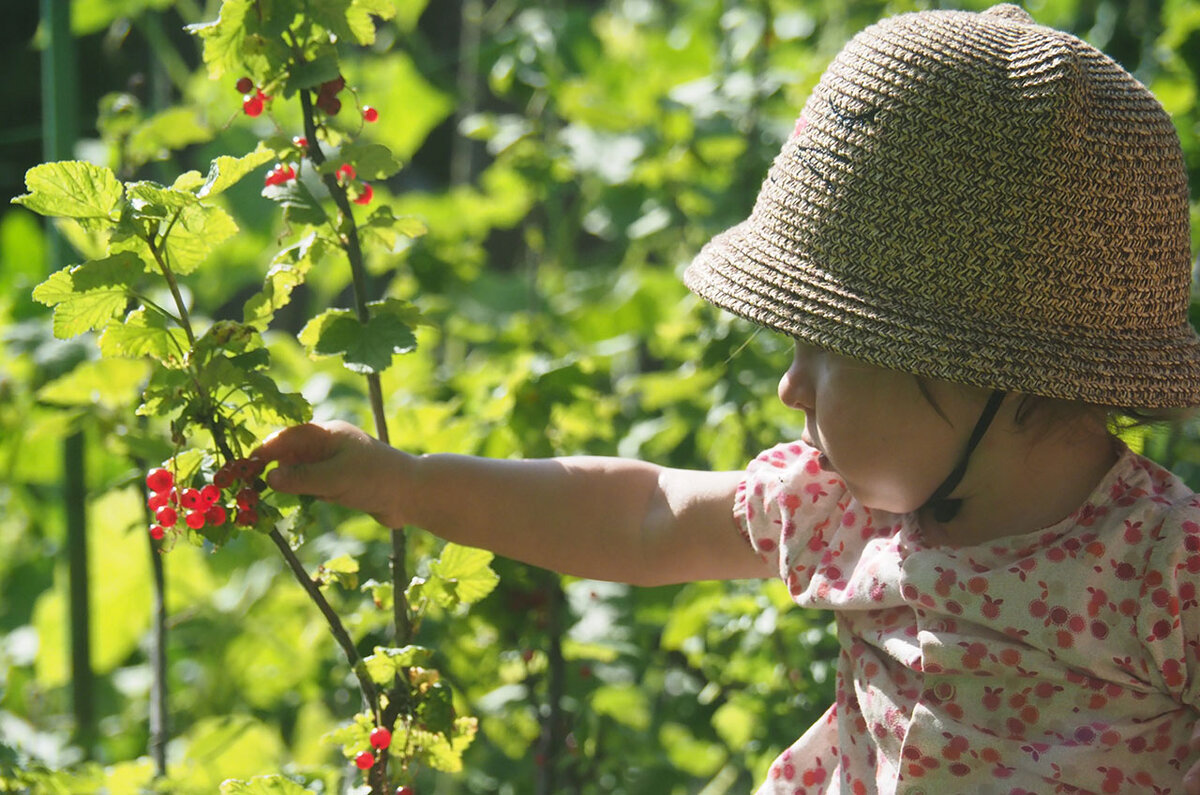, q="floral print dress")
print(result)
[737,440,1200,795]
